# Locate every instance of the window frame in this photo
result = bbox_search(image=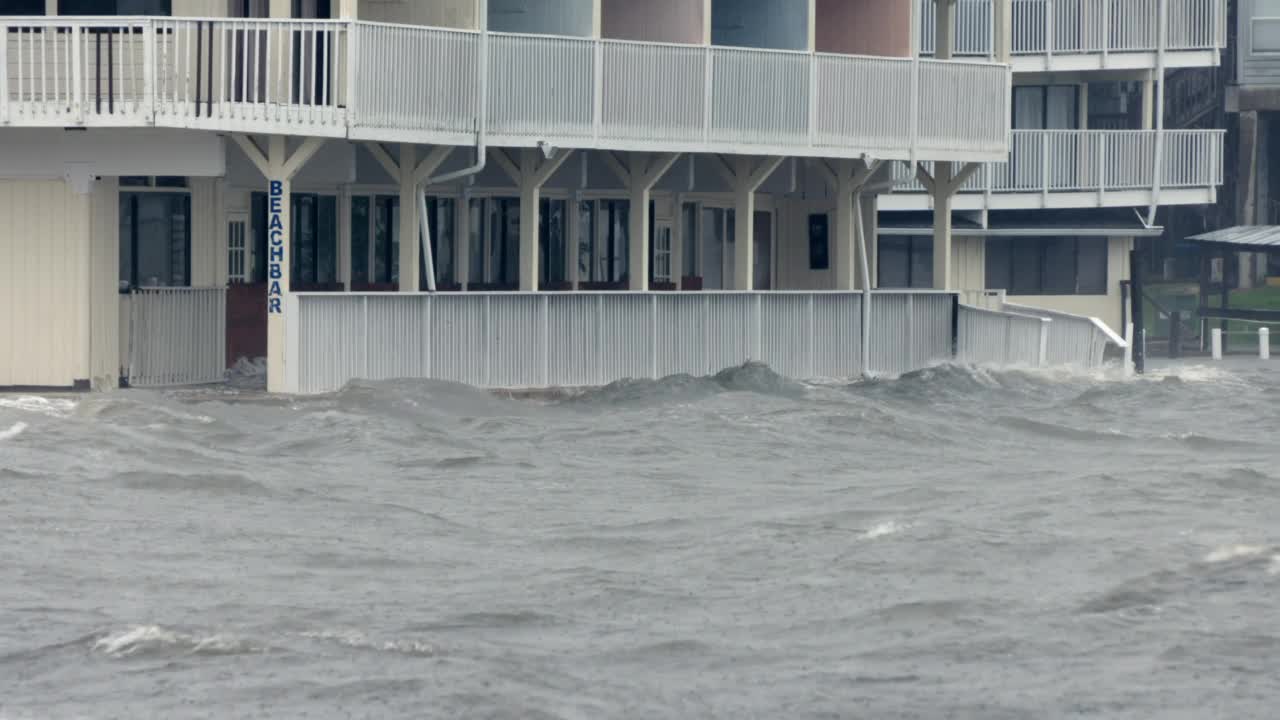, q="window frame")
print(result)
[119,188,192,291]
